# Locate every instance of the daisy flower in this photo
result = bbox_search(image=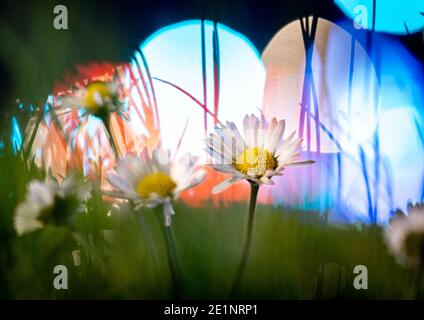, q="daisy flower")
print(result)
[386,203,424,267]
[14,175,92,236]
[107,147,206,226]
[58,78,128,122]
[57,77,129,158]
[205,114,315,193]
[107,147,204,298]
[206,114,315,297]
